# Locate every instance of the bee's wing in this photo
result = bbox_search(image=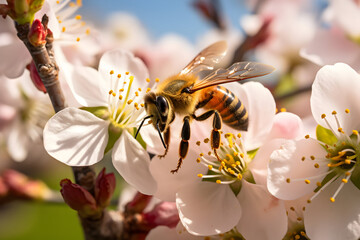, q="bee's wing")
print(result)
[180,41,228,75]
[190,62,275,93]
